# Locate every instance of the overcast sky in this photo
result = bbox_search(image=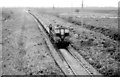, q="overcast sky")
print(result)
[0,0,119,7]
